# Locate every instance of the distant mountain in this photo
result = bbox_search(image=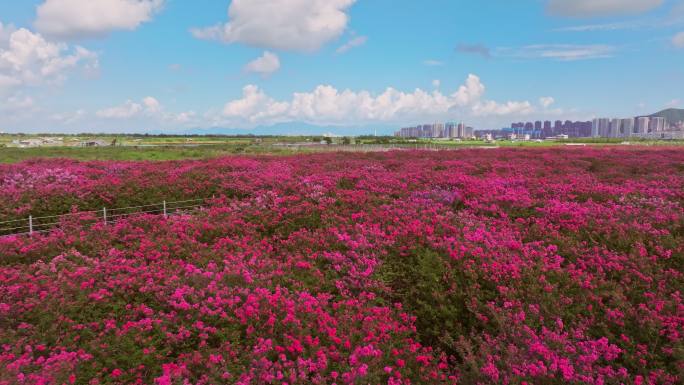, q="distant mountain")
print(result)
[650,108,684,125]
